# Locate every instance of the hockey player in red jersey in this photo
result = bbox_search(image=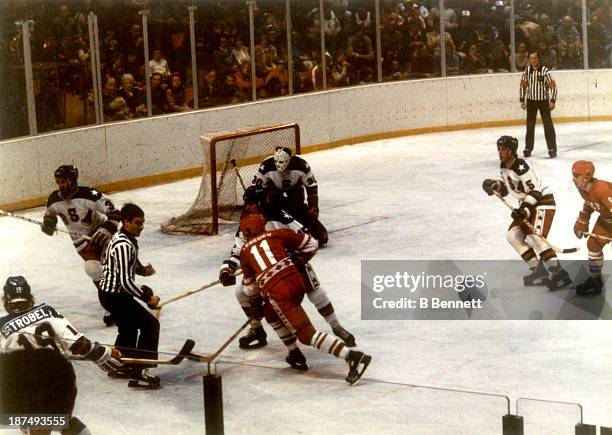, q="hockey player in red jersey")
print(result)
[220,186,355,353]
[571,160,611,295]
[0,276,123,434]
[483,135,571,290]
[238,213,371,385]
